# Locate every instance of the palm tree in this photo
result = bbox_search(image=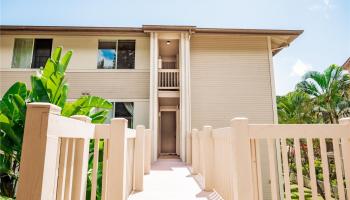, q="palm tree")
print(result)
[277,91,317,124]
[296,64,350,124]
